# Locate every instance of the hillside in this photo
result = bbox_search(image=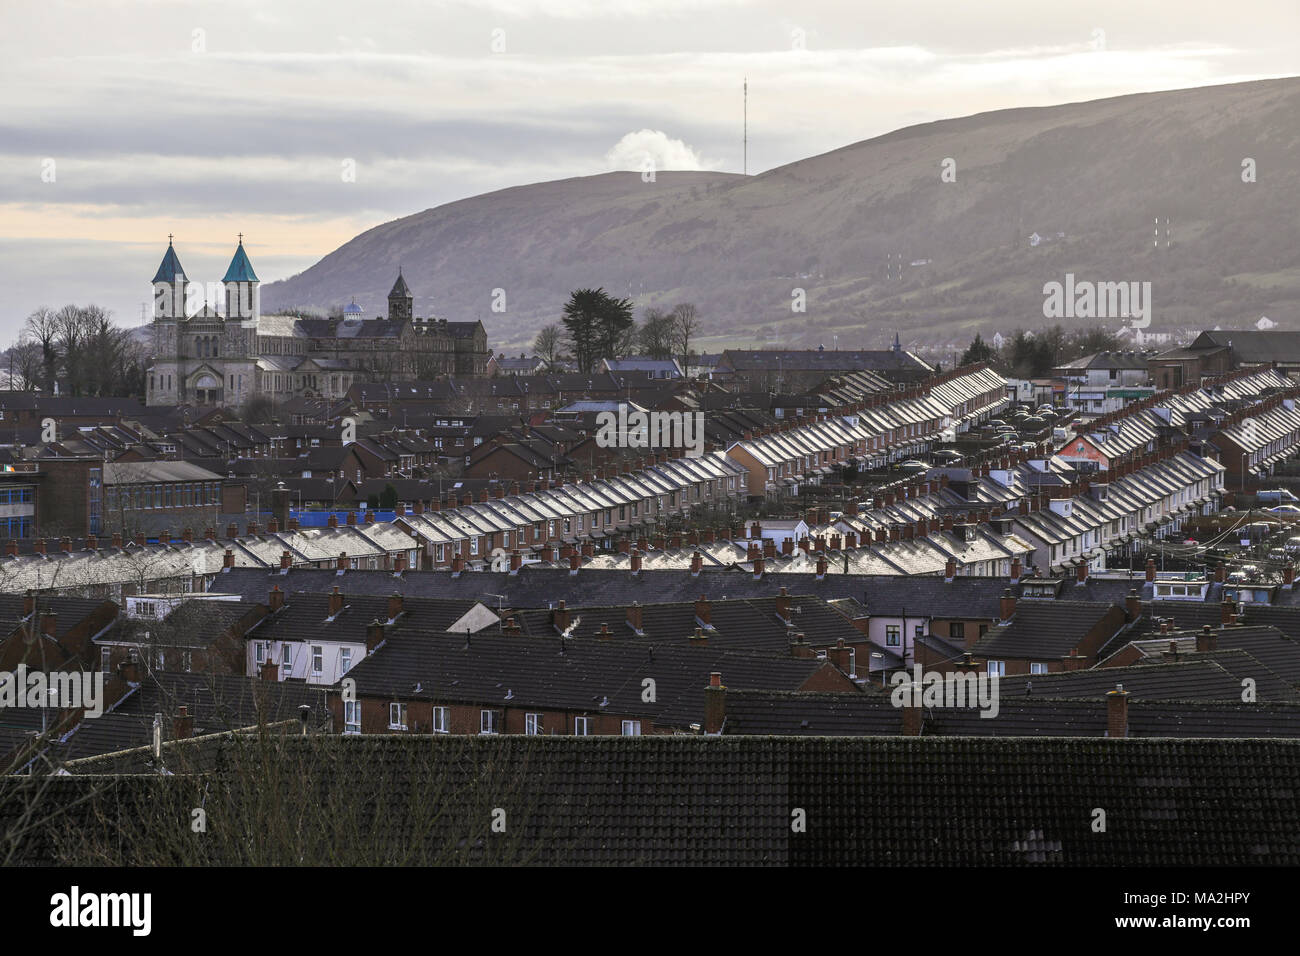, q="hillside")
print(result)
[262,77,1300,355]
